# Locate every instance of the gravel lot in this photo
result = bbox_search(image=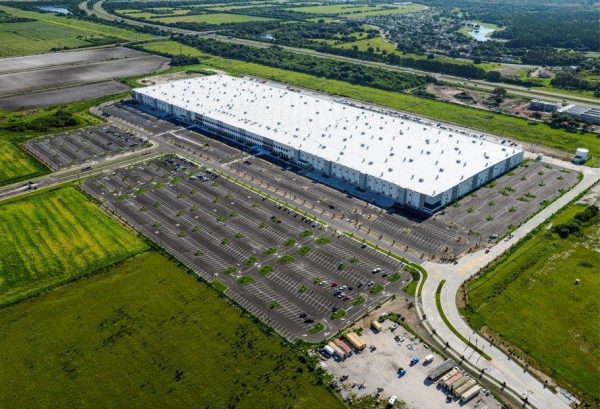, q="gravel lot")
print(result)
[323,320,503,409]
